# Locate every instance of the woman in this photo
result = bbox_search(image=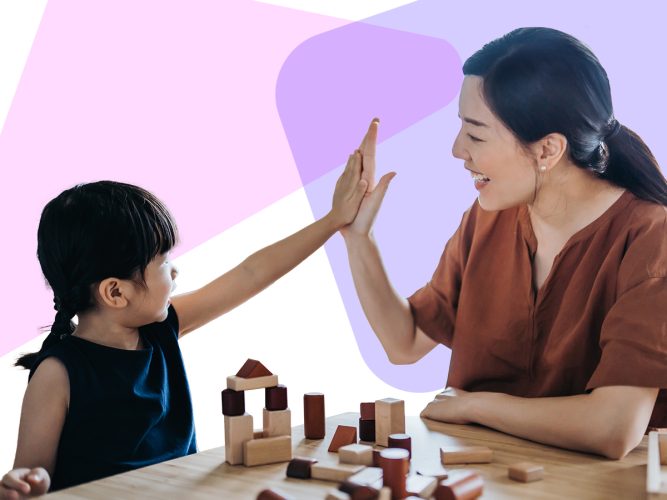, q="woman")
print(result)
[344,28,666,459]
